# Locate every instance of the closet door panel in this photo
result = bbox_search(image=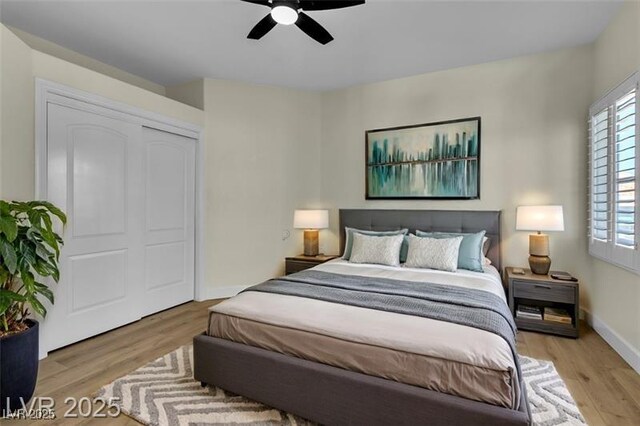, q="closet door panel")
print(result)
[71,127,127,237]
[68,249,127,311]
[44,103,143,352]
[147,143,186,232]
[145,242,185,290]
[142,128,196,315]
